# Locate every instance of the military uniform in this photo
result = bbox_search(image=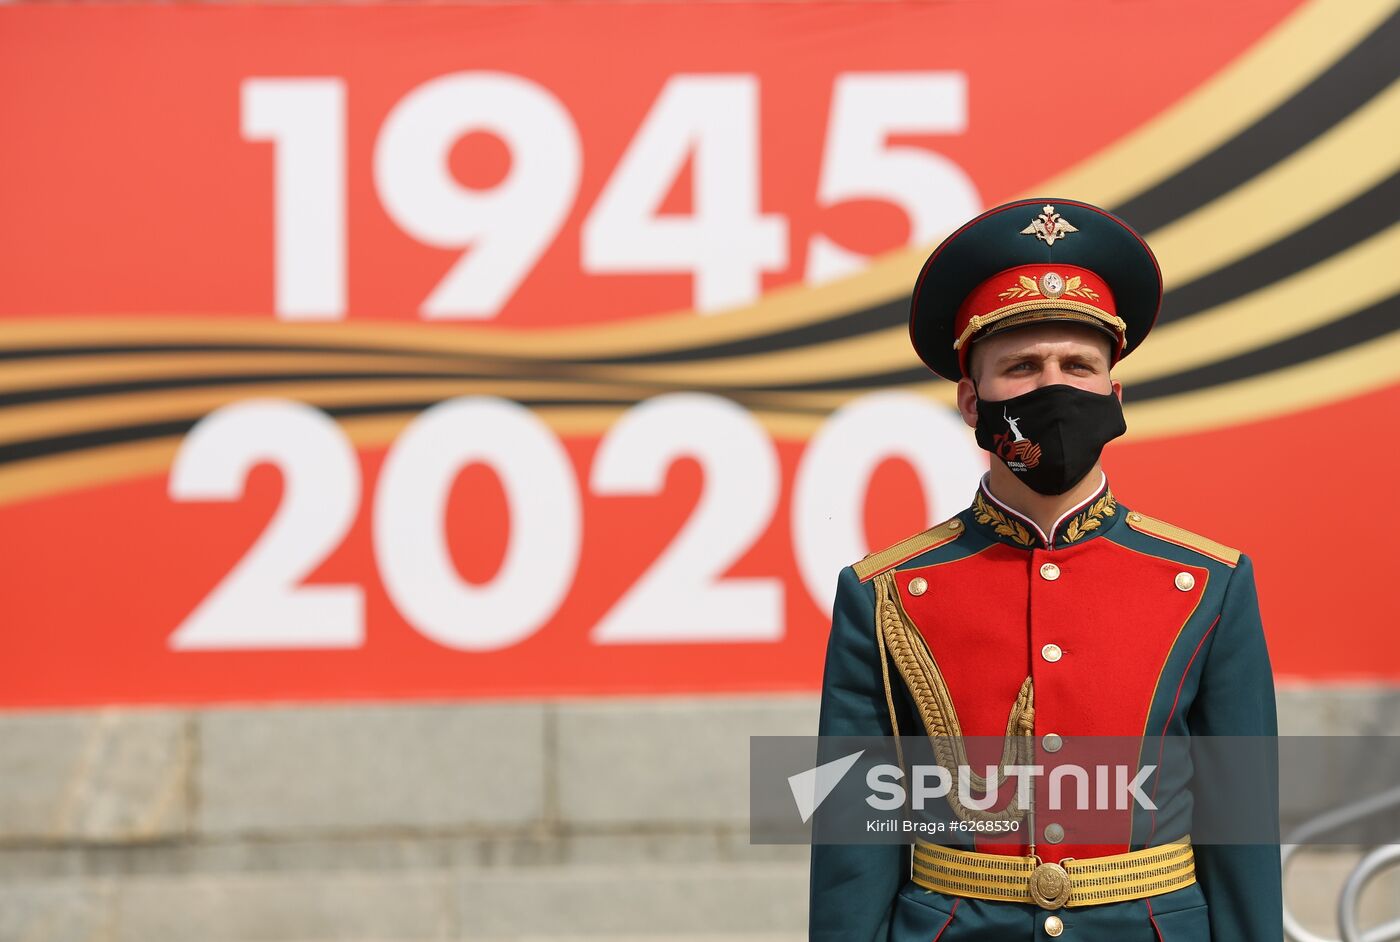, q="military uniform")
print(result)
[808,199,1281,941]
